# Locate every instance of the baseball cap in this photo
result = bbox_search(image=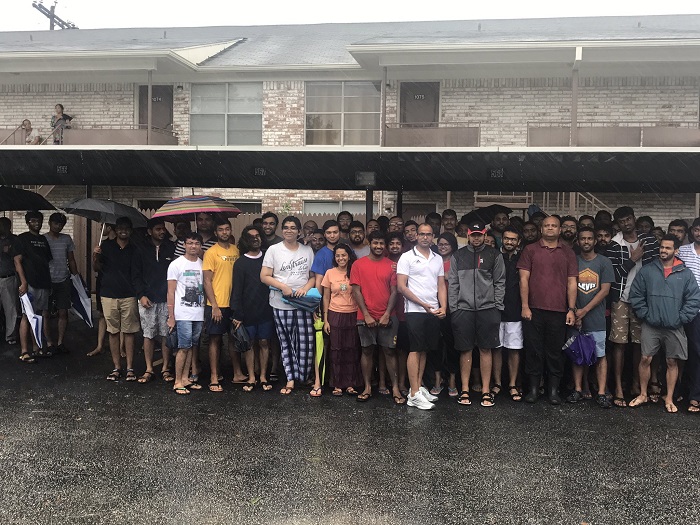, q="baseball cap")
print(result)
[468,221,487,235]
